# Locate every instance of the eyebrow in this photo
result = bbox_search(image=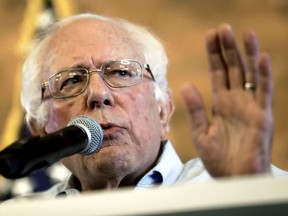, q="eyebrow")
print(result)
[58,63,91,72]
